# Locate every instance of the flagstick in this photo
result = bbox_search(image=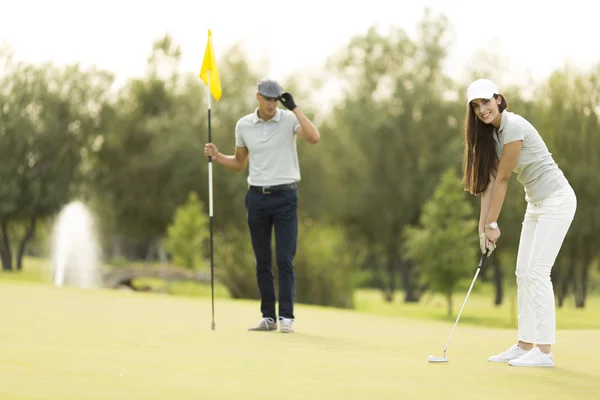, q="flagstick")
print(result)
[208,70,215,331]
